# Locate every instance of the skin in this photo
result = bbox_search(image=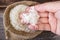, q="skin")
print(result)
[27,1,60,35]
